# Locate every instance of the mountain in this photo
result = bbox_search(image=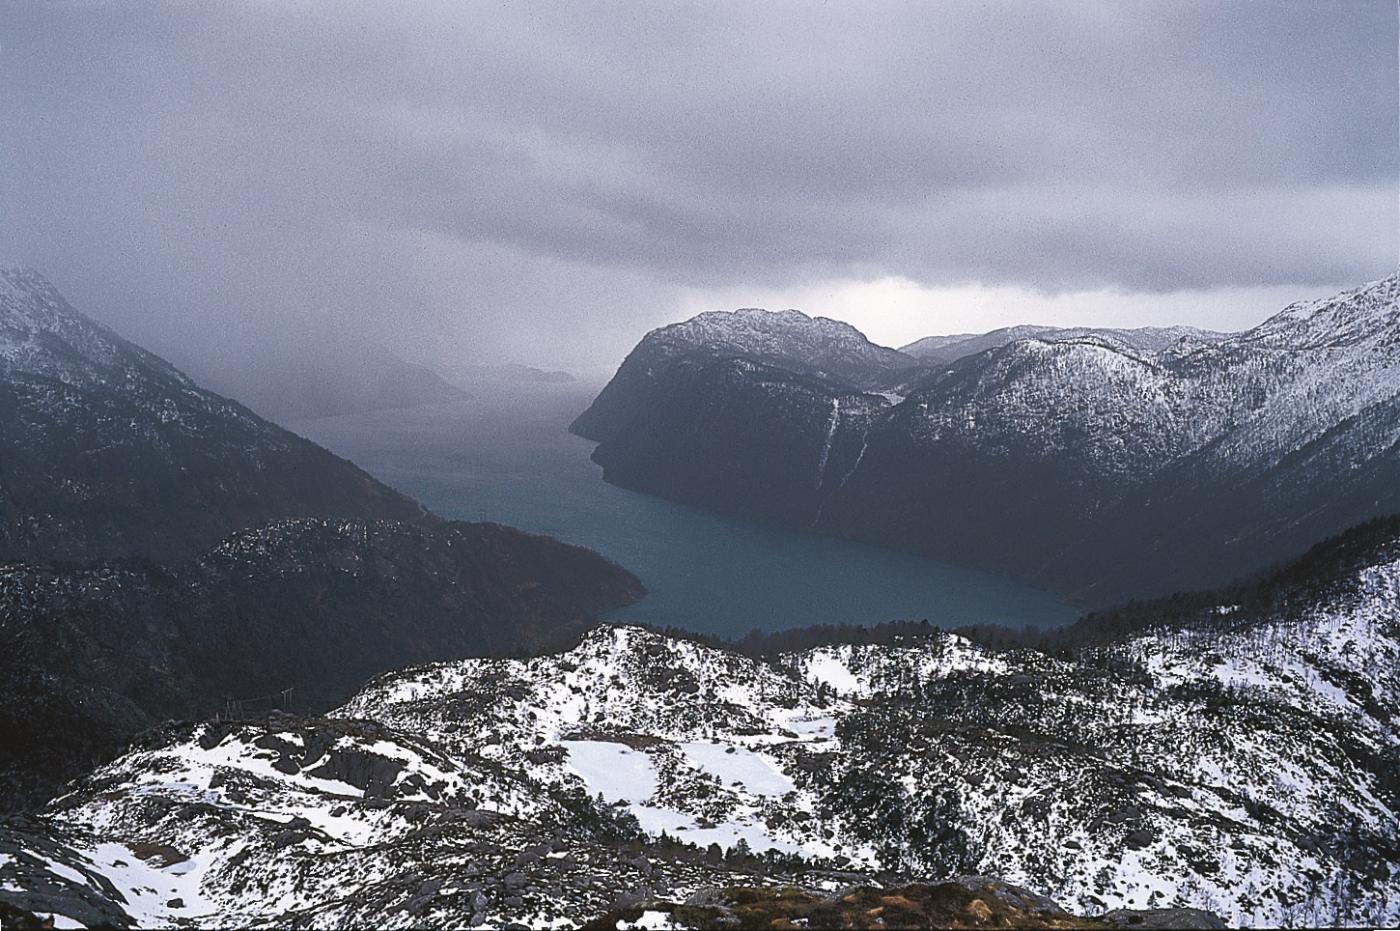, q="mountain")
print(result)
[570,308,915,445]
[901,324,1226,365]
[446,362,576,386]
[0,267,646,812]
[0,268,430,563]
[573,275,1400,605]
[2,517,1397,928]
